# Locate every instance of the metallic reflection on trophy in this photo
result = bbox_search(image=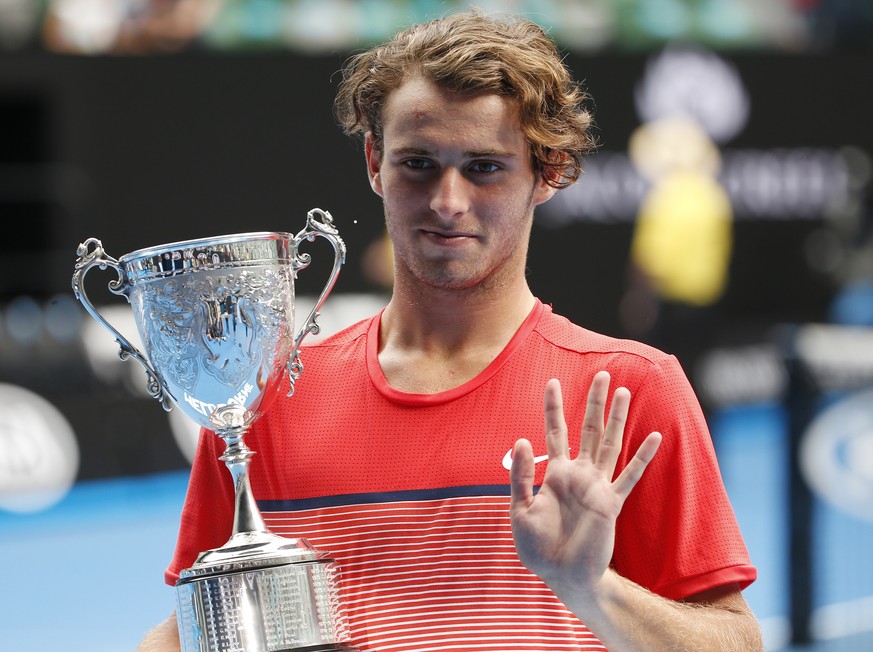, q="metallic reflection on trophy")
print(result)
[72,208,358,651]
